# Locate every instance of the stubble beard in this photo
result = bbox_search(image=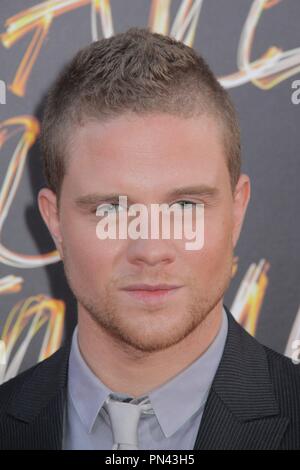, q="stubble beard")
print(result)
[62,248,233,354]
